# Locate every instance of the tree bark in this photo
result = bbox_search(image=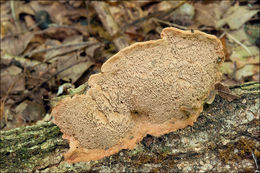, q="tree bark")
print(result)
[1,82,259,172]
